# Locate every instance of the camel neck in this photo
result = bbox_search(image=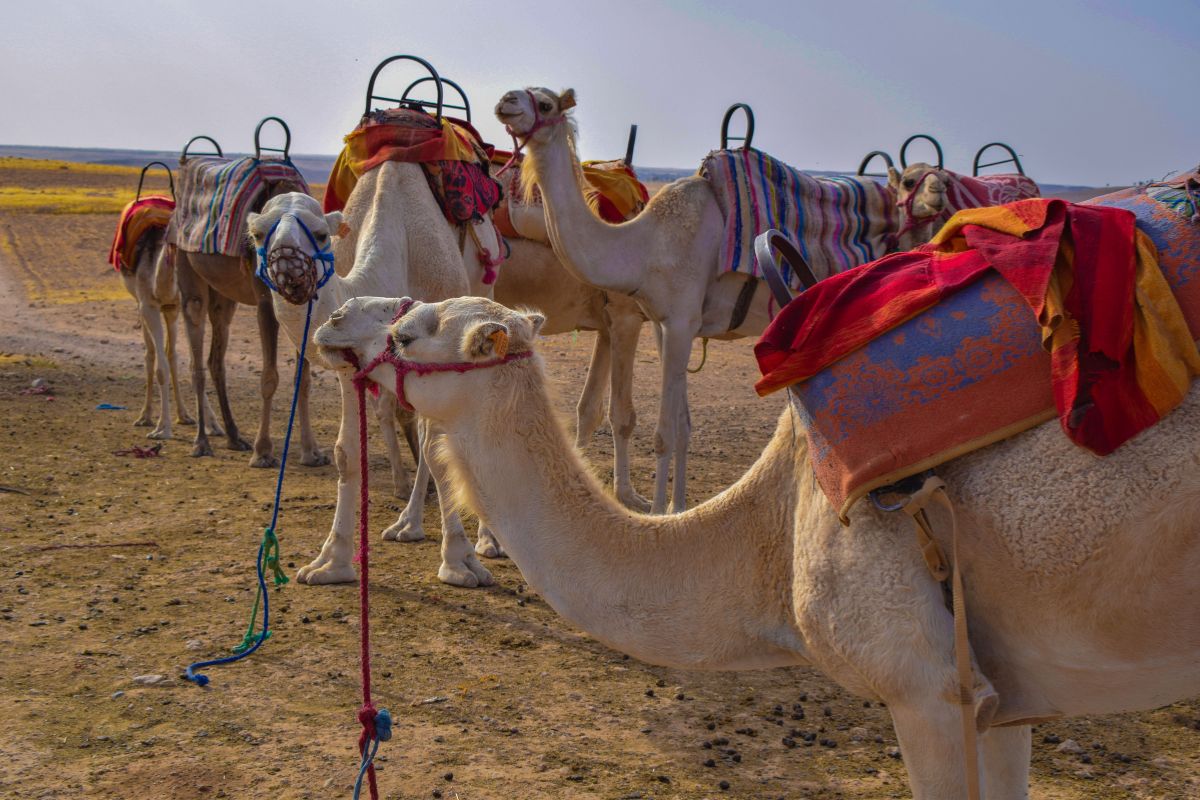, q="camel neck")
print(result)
[437,363,810,670]
[525,126,643,295]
